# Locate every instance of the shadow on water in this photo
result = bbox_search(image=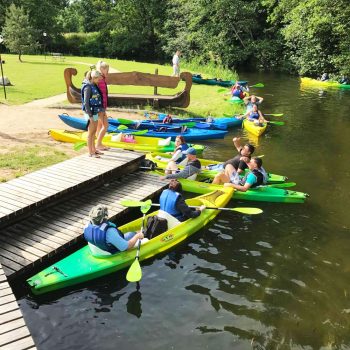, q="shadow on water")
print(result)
[20,72,350,350]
